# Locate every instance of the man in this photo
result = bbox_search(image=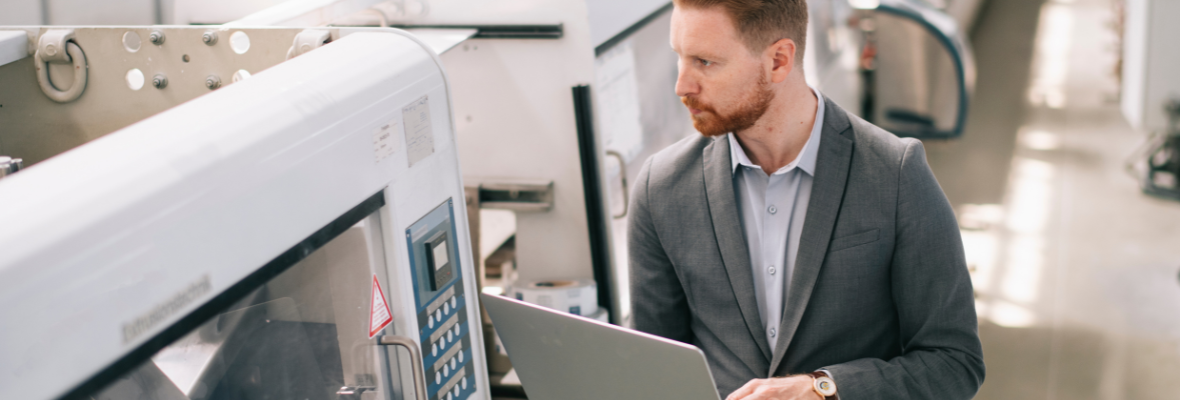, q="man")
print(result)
[628,1,985,399]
